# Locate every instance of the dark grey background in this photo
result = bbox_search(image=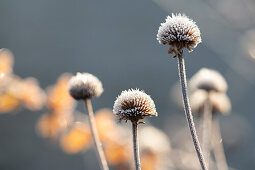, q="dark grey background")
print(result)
[0,0,255,169]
